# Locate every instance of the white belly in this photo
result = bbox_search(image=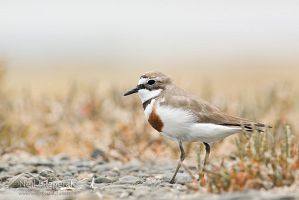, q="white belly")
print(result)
[154,104,241,143]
